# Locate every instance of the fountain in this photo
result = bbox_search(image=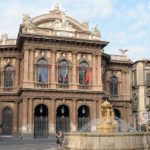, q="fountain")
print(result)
[96,100,117,133]
[65,100,150,150]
